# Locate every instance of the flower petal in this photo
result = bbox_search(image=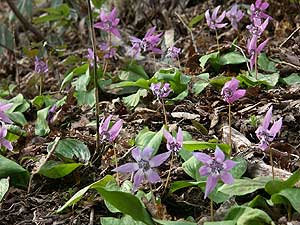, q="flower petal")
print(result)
[269,117,282,137]
[109,119,123,142]
[133,169,144,191]
[1,139,13,151]
[212,6,221,20]
[220,172,234,184]
[99,115,112,134]
[204,175,218,199]
[176,127,183,145]
[223,160,236,171]
[0,103,13,111]
[193,152,212,164]
[257,38,269,53]
[214,147,225,163]
[0,112,12,124]
[262,106,273,129]
[145,168,161,184]
[141,147,154,161]
[132,147,142,162]
[163,129,173,143]
[230,89,246,102]
[112,163,139,173]
[149,151,171,167]
[199,165,211,176]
